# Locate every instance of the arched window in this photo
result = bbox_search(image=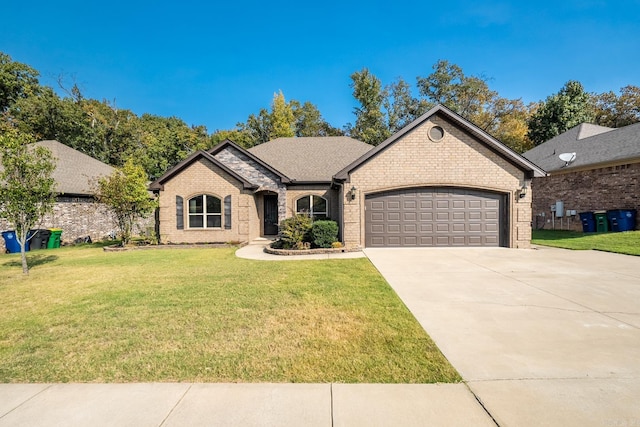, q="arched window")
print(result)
[296,195,328,220]
[188,195,222,228]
